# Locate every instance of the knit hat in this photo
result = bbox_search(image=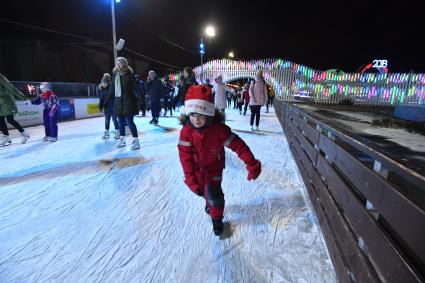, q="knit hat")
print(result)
[184,85,215,116]
[39,82,52,92]
[115,57,128,67]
